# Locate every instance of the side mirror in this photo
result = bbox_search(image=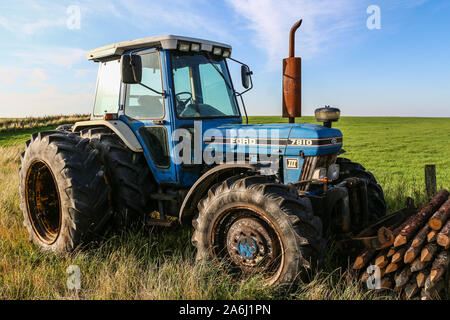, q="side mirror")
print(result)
[121,54,142,84]
[241,65,252,89]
